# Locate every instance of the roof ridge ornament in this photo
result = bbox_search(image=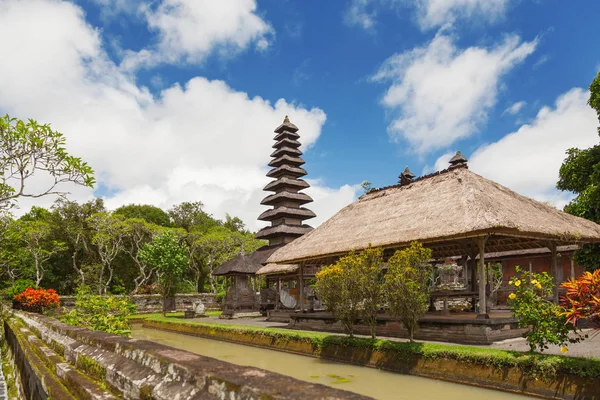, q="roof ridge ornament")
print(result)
[398,166,416,185]
[449,151,468,168]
